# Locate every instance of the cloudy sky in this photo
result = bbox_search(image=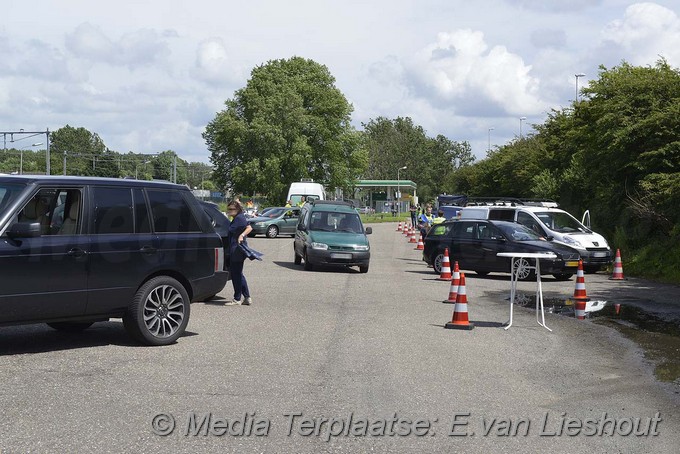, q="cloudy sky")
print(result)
[2,0,679,163]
